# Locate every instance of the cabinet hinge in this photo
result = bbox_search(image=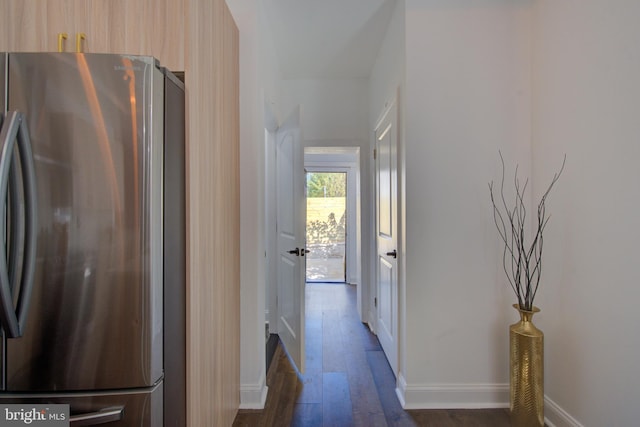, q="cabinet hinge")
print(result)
[373,148,377,159]
[374,297,377,308]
